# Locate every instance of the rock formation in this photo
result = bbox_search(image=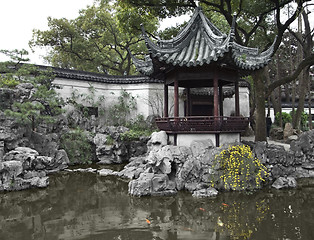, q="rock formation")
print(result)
[102,130,314,197]
[0,147,69,191]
